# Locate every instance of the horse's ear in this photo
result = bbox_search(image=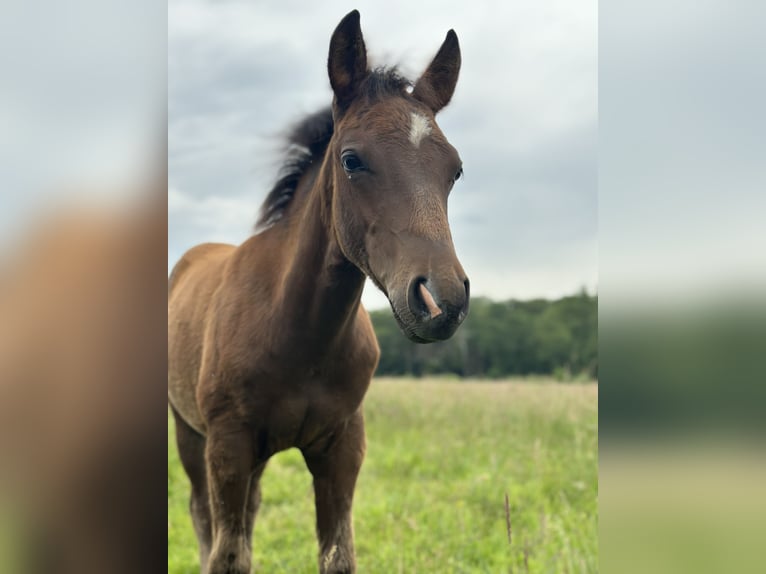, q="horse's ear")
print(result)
[412,30,461,114]
[328,10,368,112]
